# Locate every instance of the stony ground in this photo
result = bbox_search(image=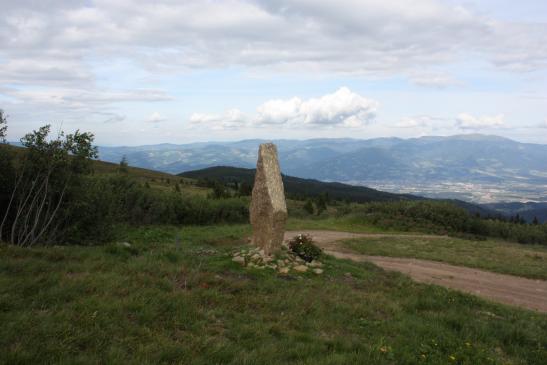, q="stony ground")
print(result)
[232,243,324,275]
[284,230,547,313]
